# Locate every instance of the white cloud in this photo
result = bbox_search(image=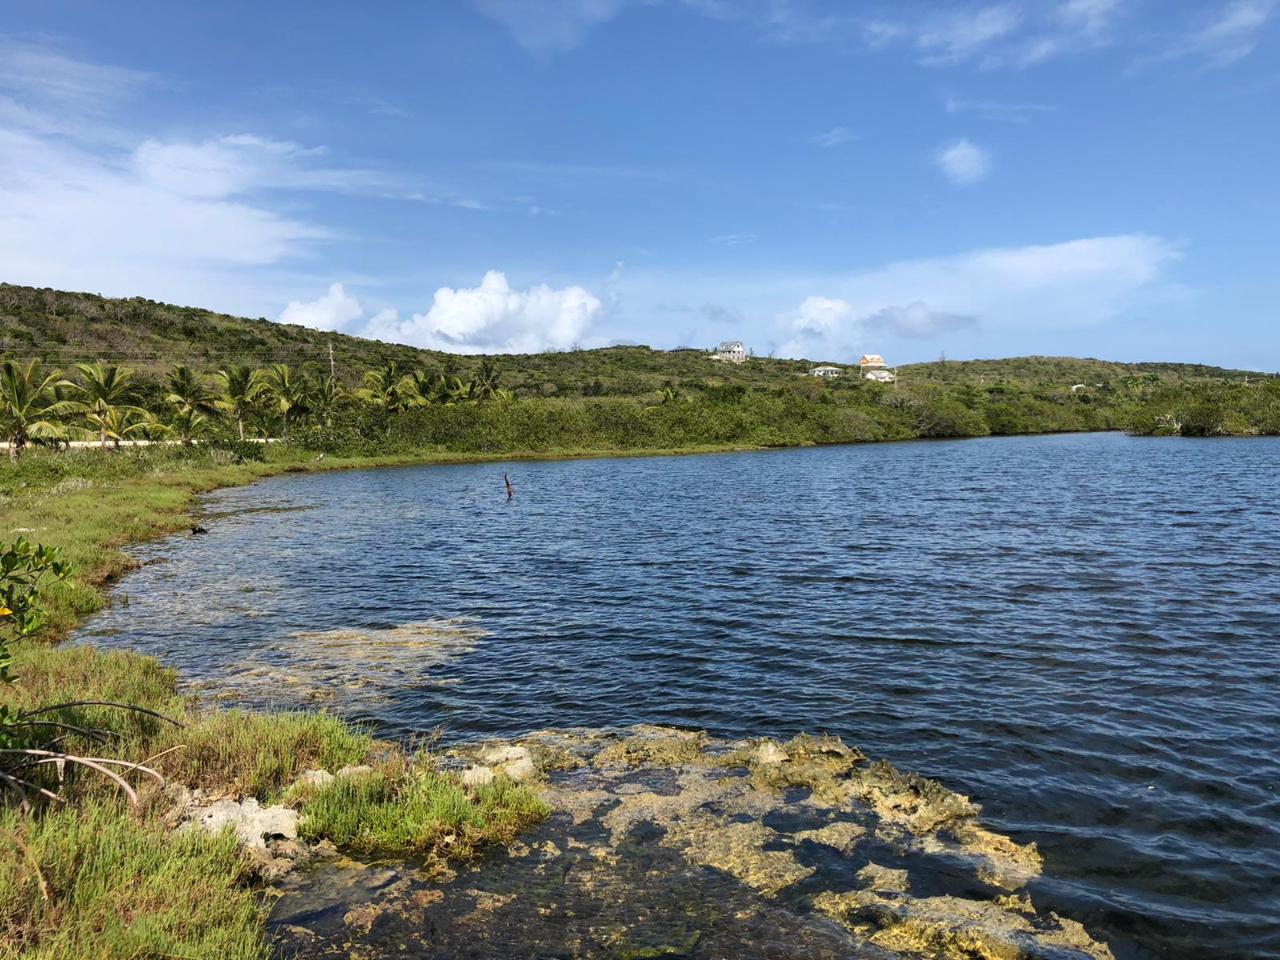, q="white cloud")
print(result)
[792,296,854,335]
[135,135,340,198]
[363,270,602,353]
[0,37,152,108]
[943,96,1056,123]
[1055,0,1125,38]
[778,234,1179,357]
[809,126,855,147]
[783,298,975,353]
[0,40,433,314]
[709,232,757,246]
[866,302,978,338]
[916,5,1023,65]
[0,127,332,303]
[935,138,991,184]
[1149,0,1276,68]
[278,283,364,332]
[470,0,630,53]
